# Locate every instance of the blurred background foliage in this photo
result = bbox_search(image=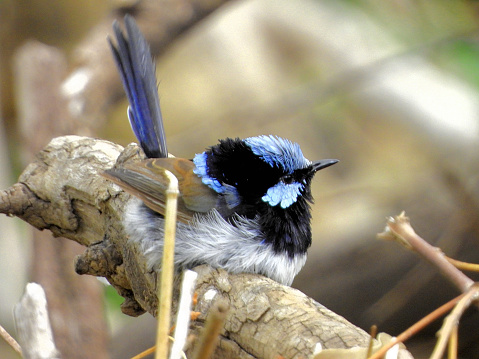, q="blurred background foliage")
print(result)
[1,0,479,358]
